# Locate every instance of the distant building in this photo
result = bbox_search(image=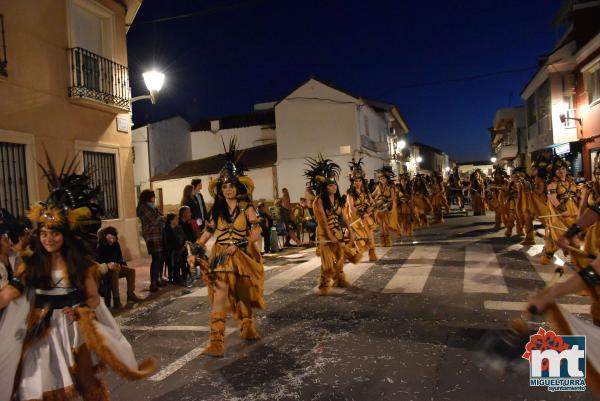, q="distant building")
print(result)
[456,161,494,177]
[408,142,450,176]
[490,107,526,169]
[521,0,600,176]
[0,0,144,259]
[148,77,410,210]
